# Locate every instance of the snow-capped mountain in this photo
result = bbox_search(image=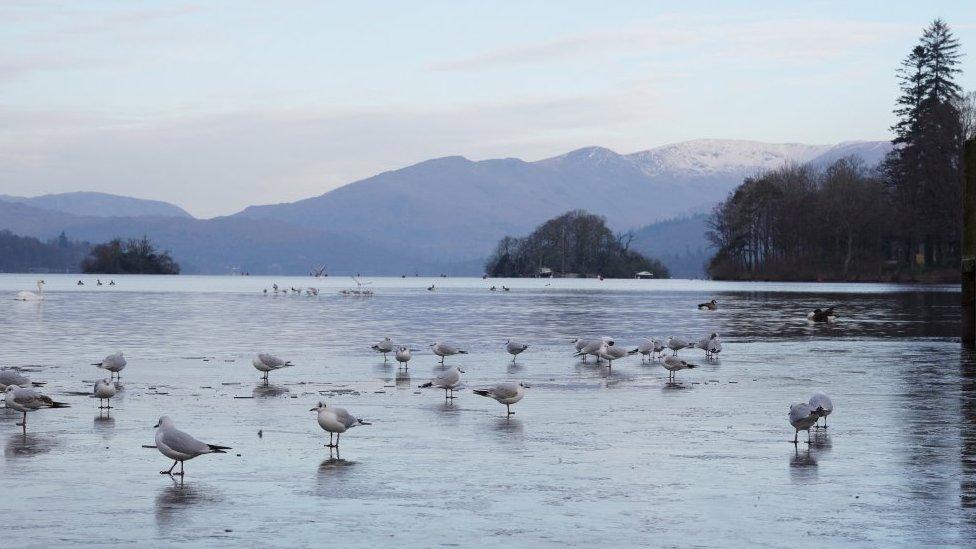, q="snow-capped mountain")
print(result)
[627,139,830,178]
